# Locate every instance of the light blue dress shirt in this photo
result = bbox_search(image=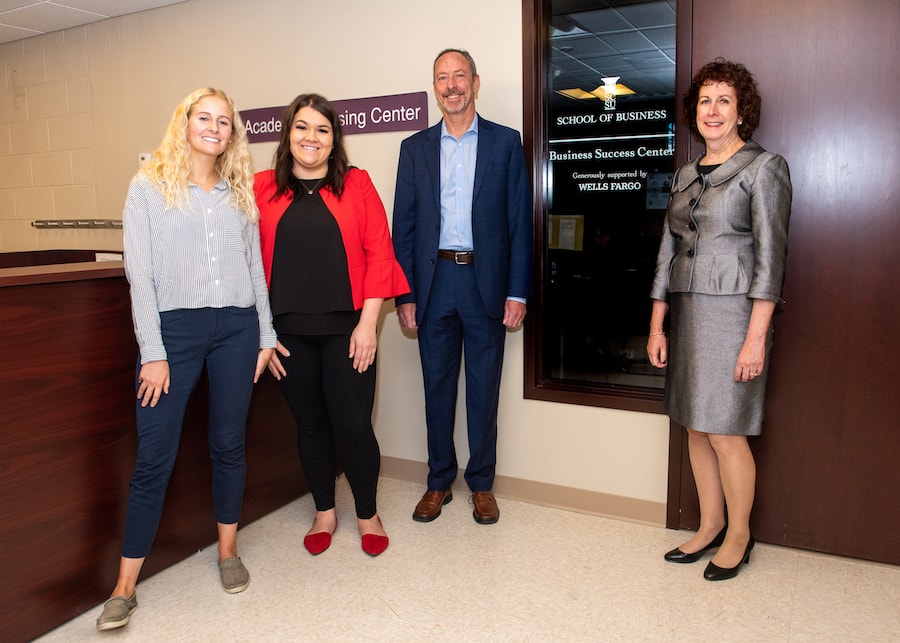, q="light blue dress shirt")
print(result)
[439,117,478,251]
